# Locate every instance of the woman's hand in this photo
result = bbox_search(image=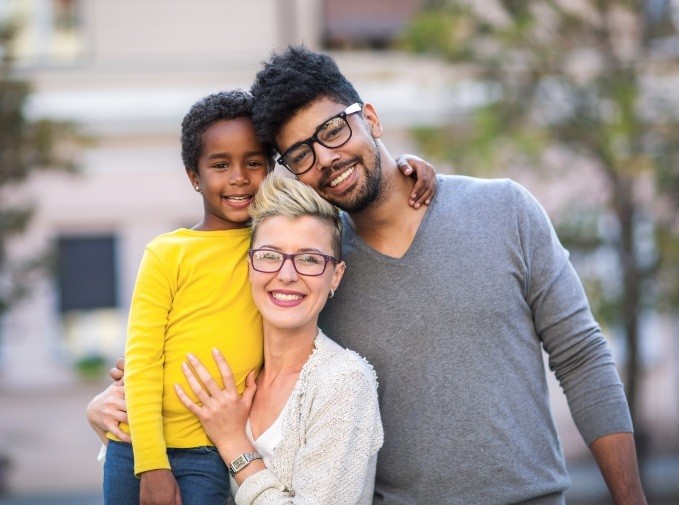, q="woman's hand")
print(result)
[86,357,130,443]
[174,349,257,449]
[110,357,125,383]
[395,154,437,209]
